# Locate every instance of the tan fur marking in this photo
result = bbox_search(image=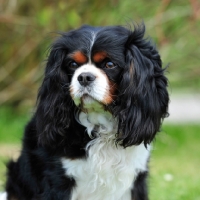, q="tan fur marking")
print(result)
[102,73,118,105]
[71,51,87,64]
[93,51,108,63]
[69,86,74,97]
